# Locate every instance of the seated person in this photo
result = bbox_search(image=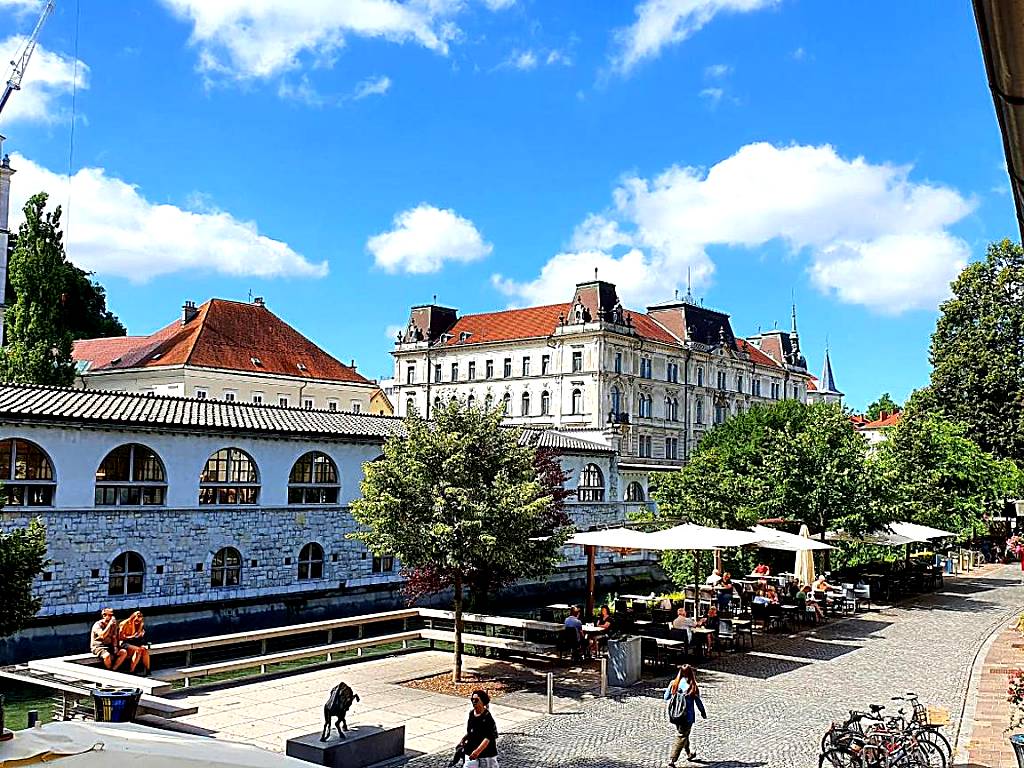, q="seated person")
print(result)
[589,605,614,655]
[564,606,588,655]
[765,585,780,605]
[705,568,722,585]
[90,607,128,671]
[671,606,696,631]
[800,584,824,620]
[695,606,720,653]
[752,563,771,576]
[813,575,834,593]
[751,586,770,606]
[118,610,150,676]
[715,572,735,612]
